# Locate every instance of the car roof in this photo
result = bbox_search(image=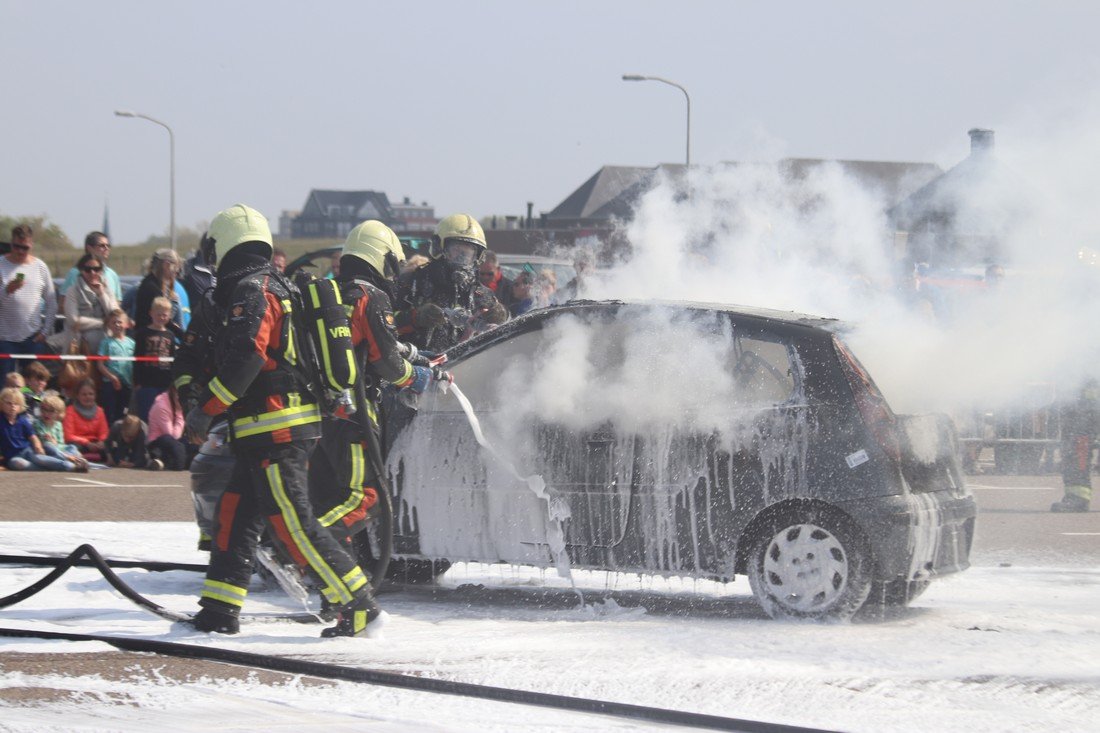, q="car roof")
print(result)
[446,299,841,361]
